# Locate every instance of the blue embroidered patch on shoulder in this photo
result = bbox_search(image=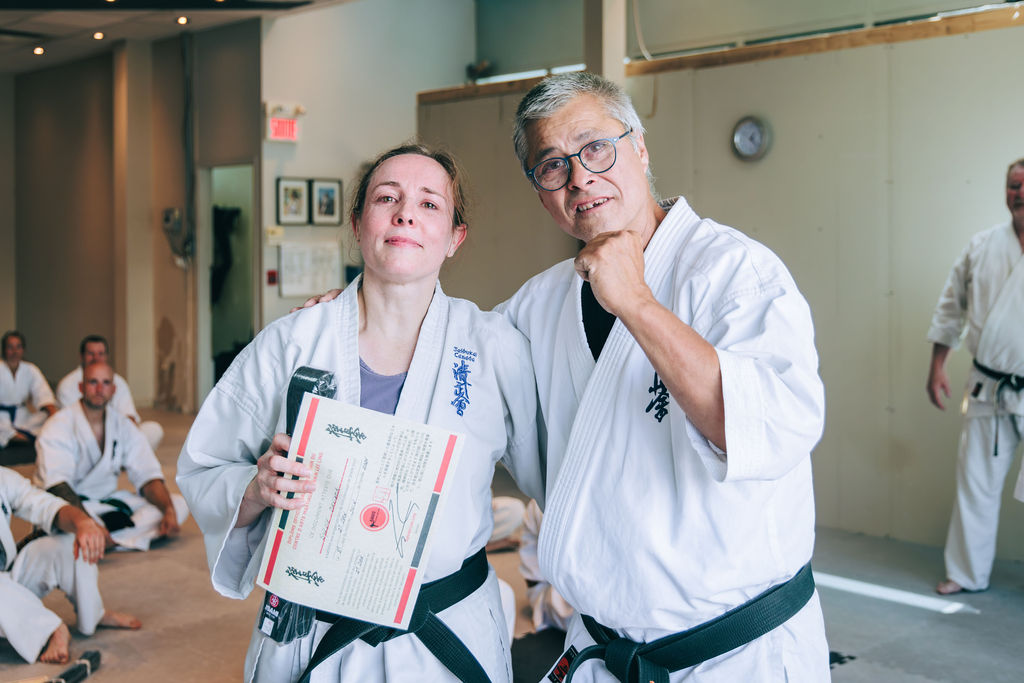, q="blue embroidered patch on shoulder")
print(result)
[450,346,477,416]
